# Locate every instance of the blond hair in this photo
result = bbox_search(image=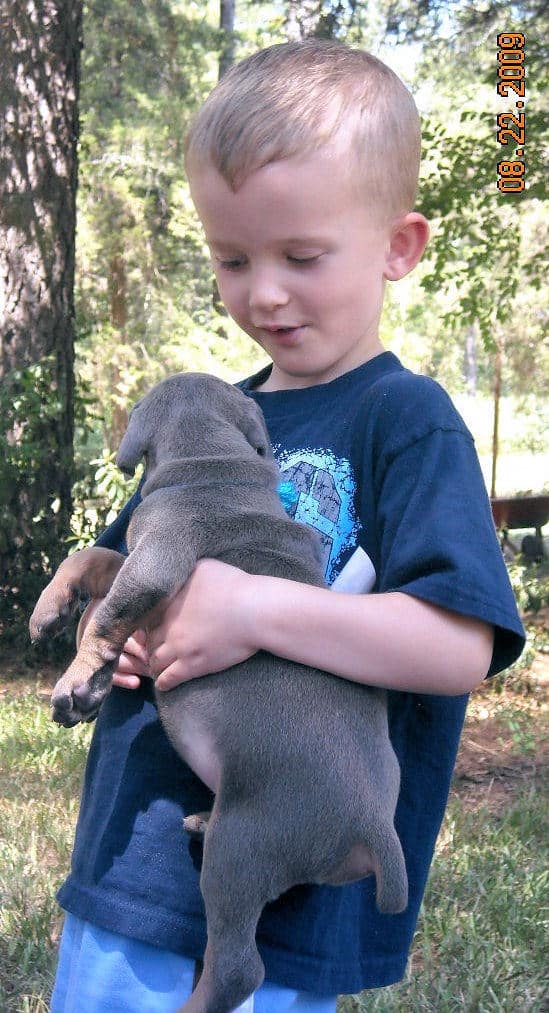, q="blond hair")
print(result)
[185,40,421,218]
